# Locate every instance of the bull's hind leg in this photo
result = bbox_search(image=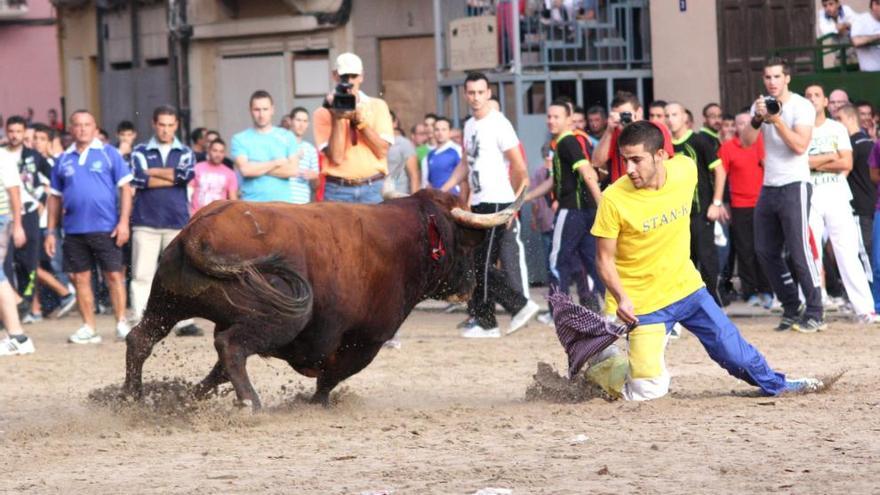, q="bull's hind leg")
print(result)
[311,337,384,407]
[191,324,231,400]
[123,308,179,398]
[214,324,263,411]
